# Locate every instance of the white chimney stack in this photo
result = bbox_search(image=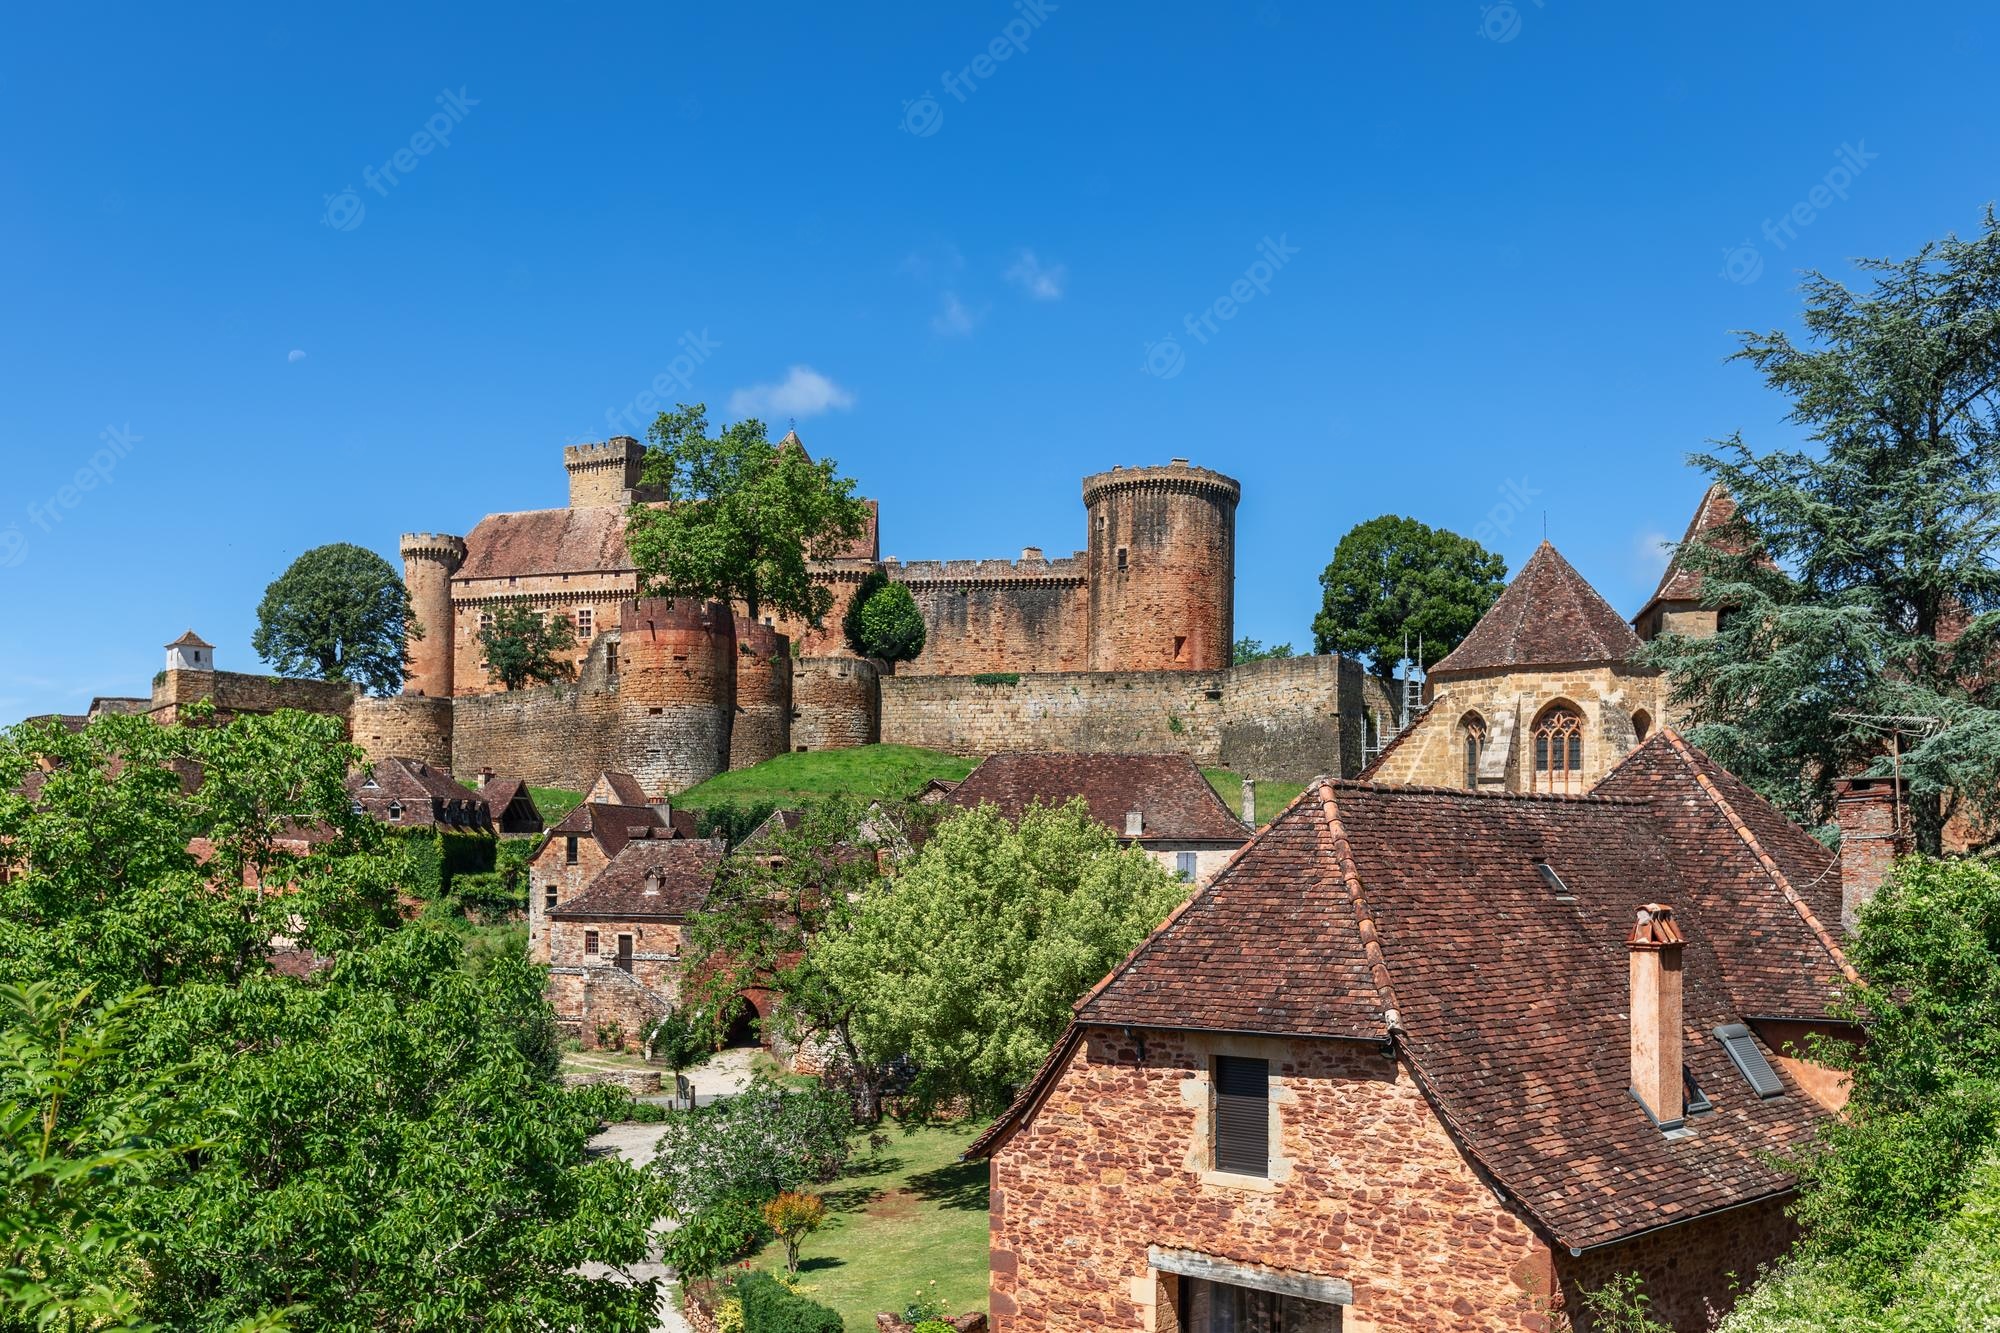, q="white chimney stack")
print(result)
[1124,809,1144,838]
[1627,903,1685,1131]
